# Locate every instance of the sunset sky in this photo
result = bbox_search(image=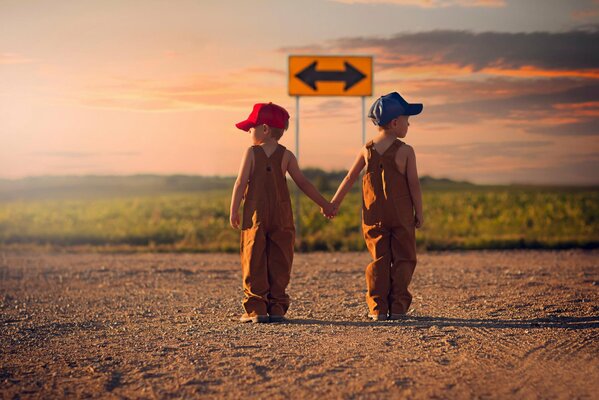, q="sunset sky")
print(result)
[1,0,598,184]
